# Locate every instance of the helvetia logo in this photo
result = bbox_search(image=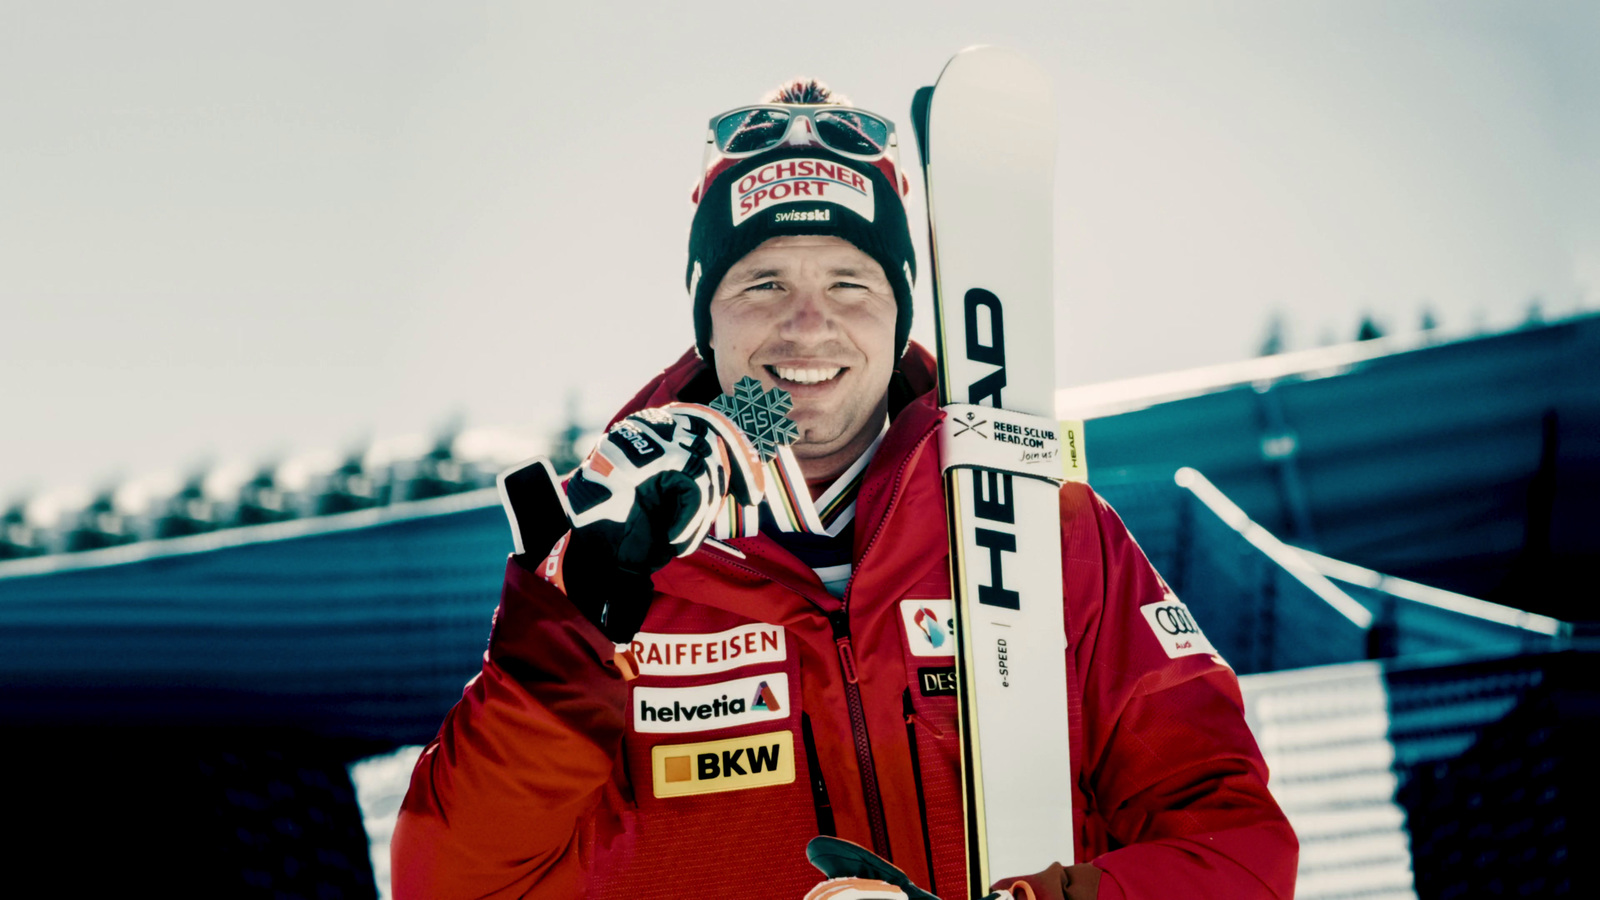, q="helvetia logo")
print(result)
[638,695,745,722]
[633,672,791,734]
[751,680,781,712]
[652,730,796,798]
